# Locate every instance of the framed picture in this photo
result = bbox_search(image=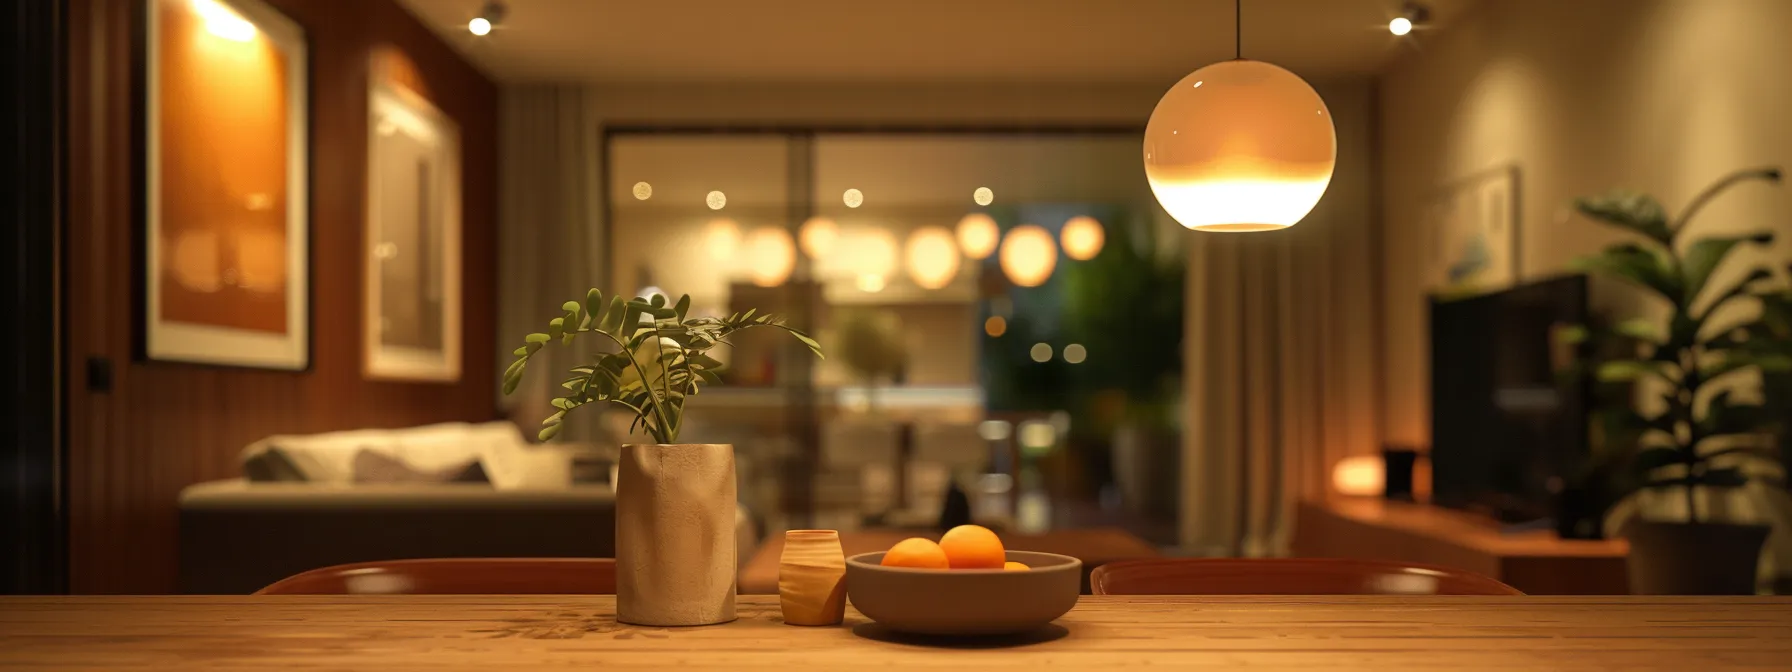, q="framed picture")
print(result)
[363,69,463,382]
[141,0,309,369]
[1424,165,1520,294]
